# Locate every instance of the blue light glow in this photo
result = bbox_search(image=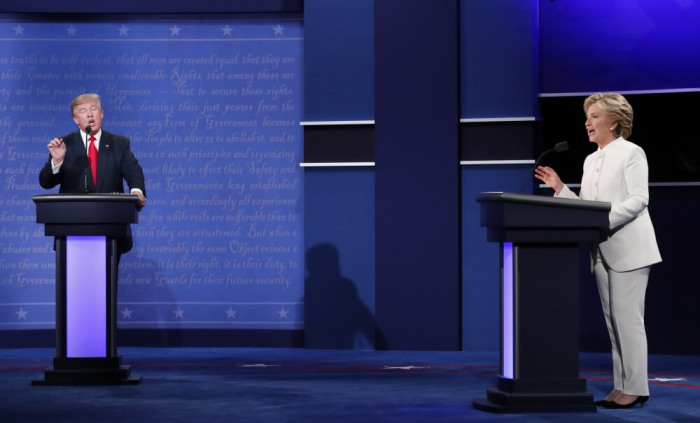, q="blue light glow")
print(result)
[502,242,514,379]
[66,236,107,357]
